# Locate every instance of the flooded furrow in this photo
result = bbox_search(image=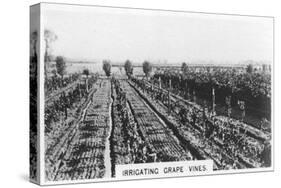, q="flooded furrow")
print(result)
[118,80,193,161]
[50,79,113,181]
